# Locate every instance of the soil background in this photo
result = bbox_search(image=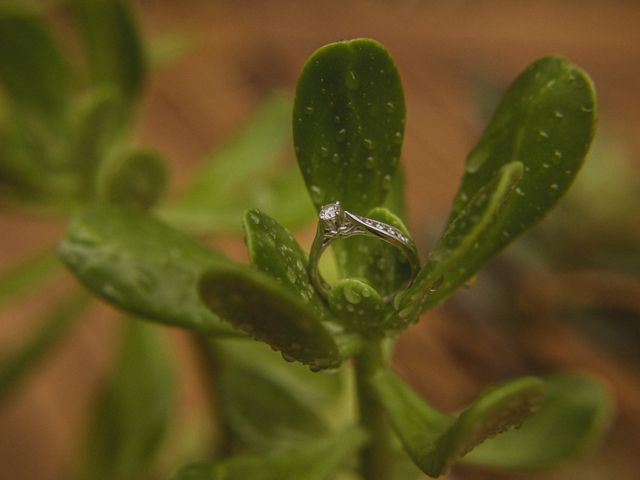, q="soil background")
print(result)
[0,1,639,479]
